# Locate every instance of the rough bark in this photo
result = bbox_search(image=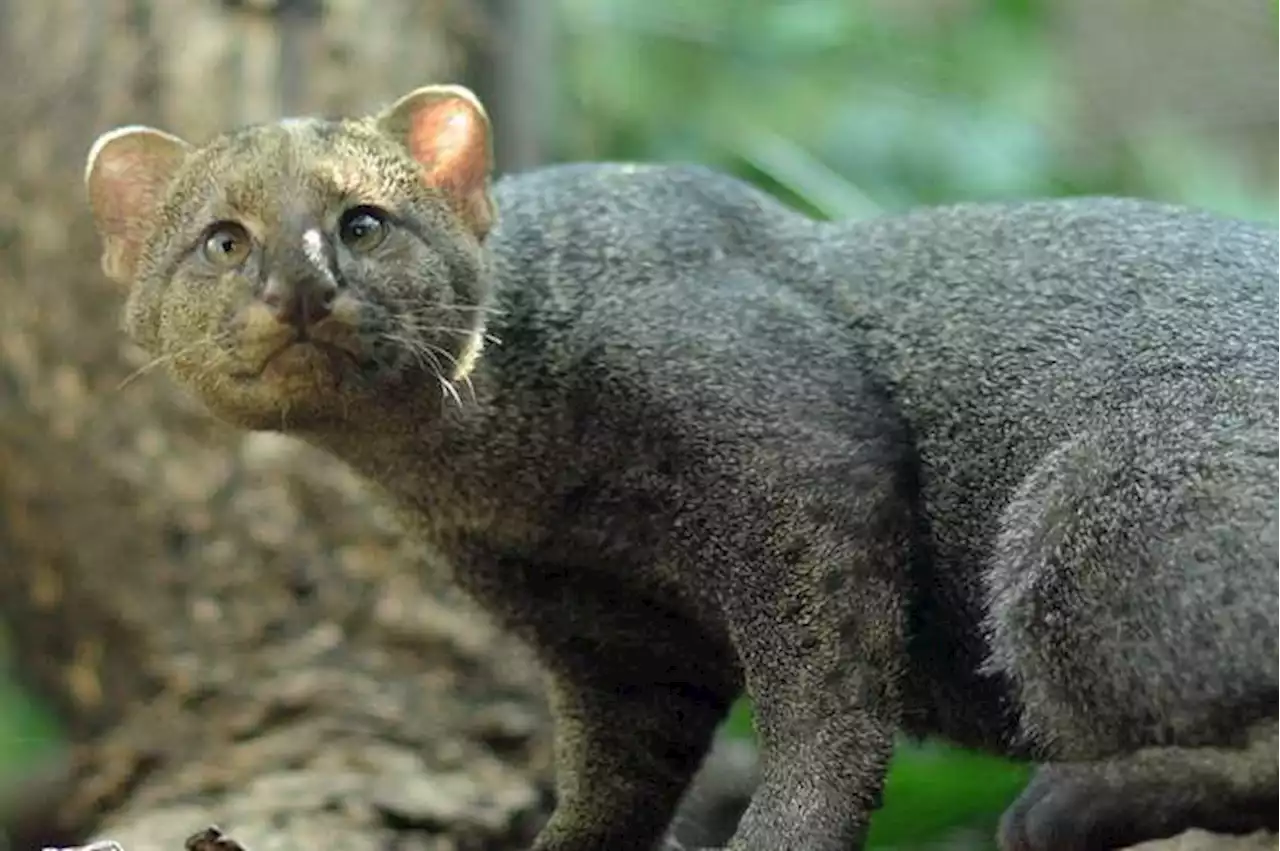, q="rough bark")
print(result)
[461,0,555,174]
